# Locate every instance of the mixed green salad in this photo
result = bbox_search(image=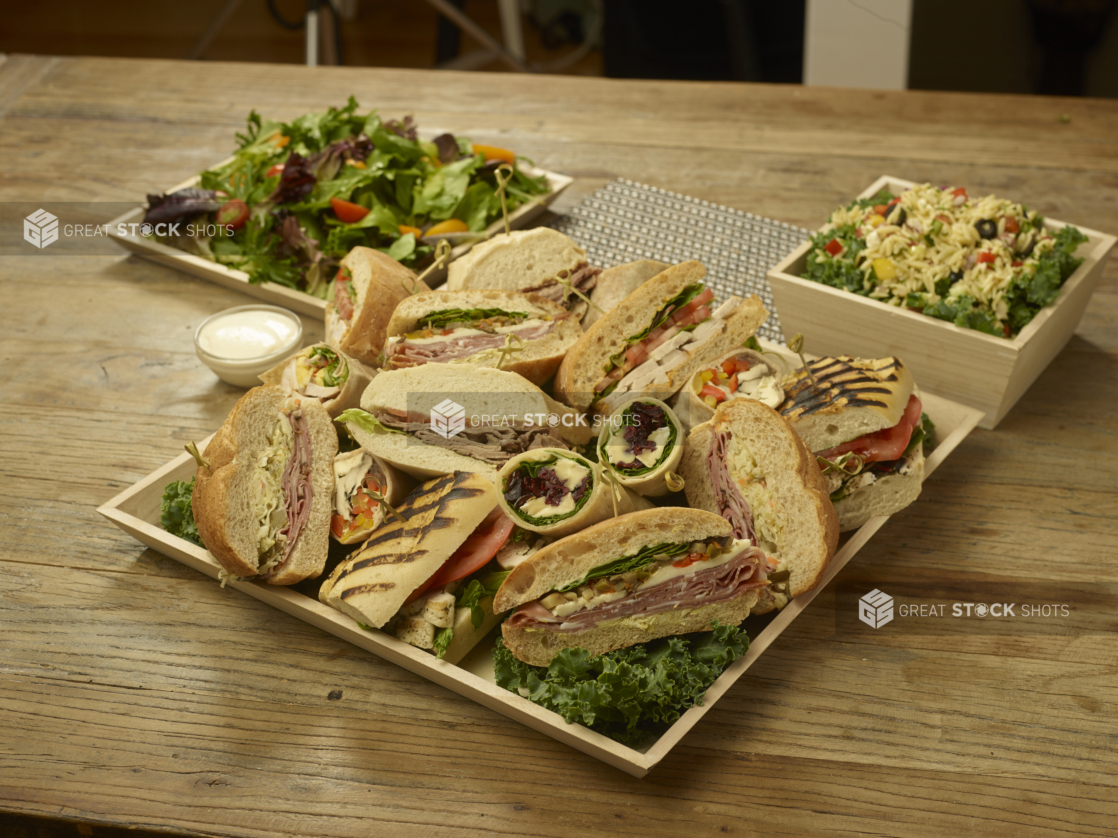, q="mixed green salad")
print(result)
[143,97,552,298]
